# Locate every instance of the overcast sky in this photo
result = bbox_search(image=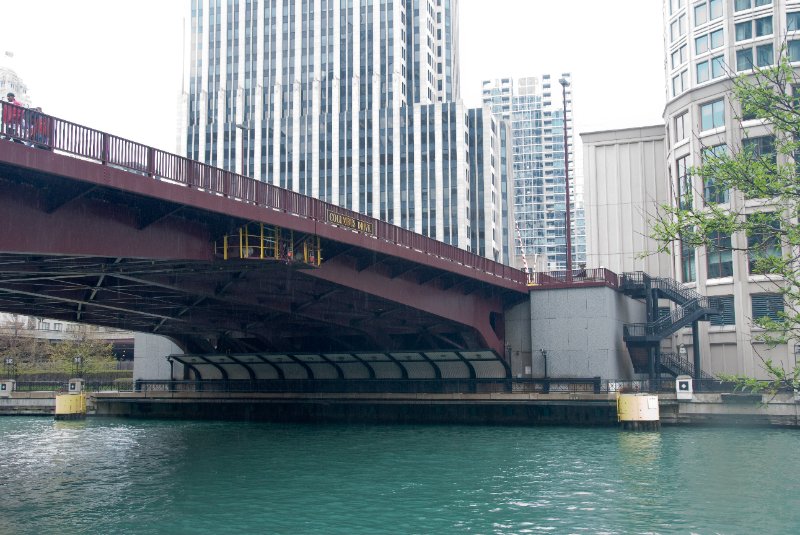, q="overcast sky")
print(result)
[0,0,666,155]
